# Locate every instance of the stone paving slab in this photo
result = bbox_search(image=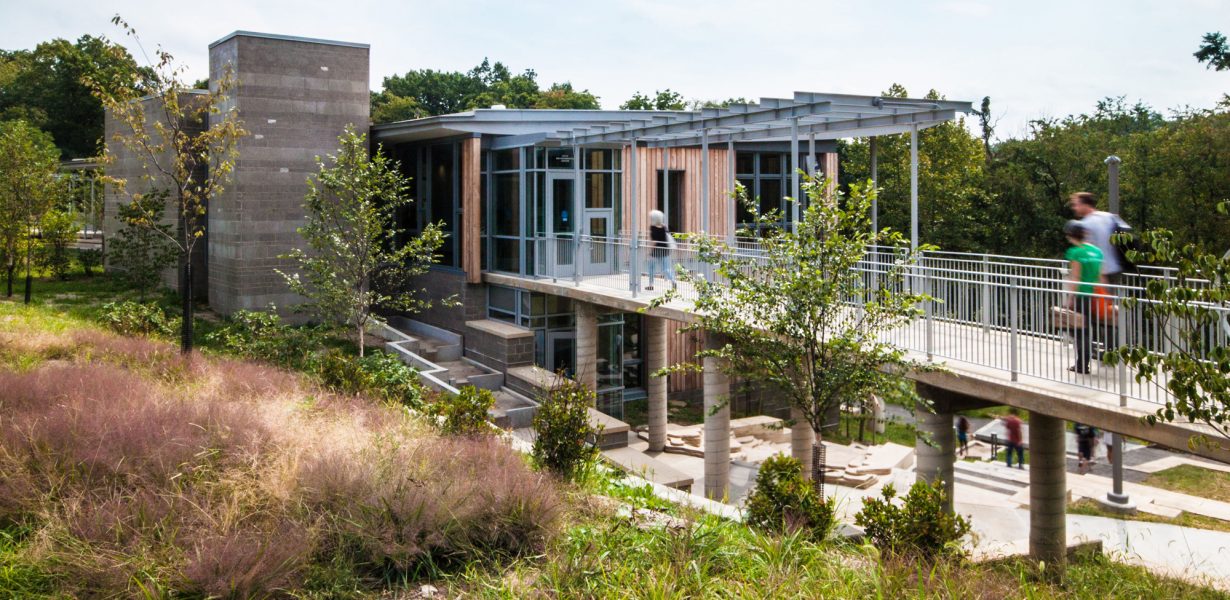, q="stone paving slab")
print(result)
[1131,455,1230,475]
